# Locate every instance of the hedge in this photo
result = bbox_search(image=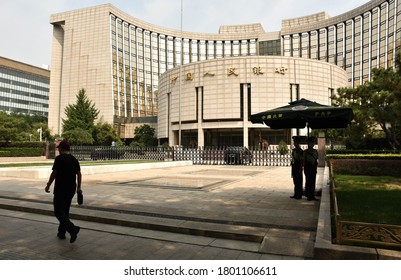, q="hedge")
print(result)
[326,149,401,155]
[327,154,401,160]
[0,147,45,157]
[329,158,401,177]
